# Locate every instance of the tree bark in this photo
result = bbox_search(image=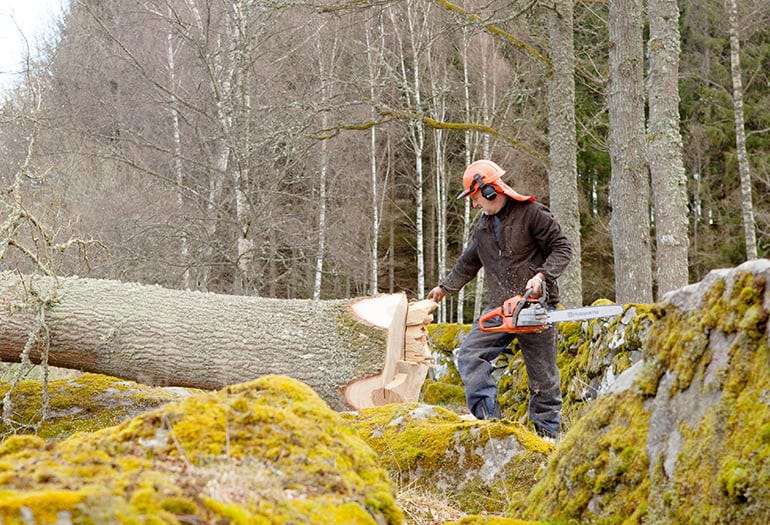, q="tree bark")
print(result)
[547,0,583,308]
[725,0,758,261]
[648,0,690,296]
[0,273,435,411]
[607,0,654,304]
